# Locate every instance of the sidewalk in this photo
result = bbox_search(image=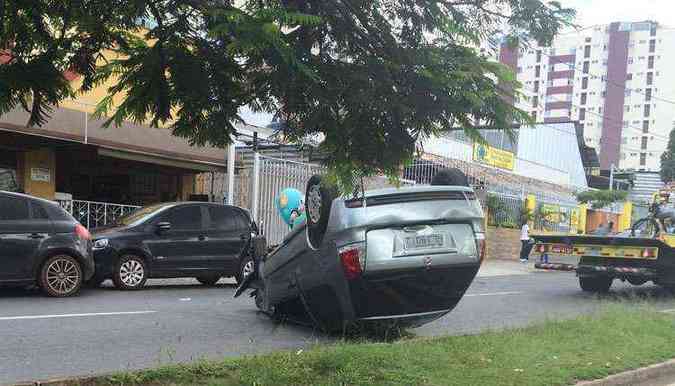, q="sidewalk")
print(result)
[478,254,580,277]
